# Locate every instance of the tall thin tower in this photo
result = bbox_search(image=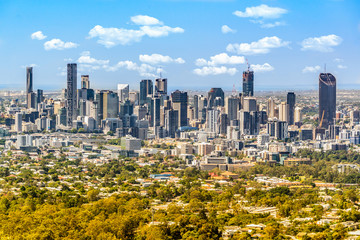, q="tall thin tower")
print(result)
[319,73,336,128]
[26,67,33,93]
[242,62,254,97]
[67,63,77,127]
